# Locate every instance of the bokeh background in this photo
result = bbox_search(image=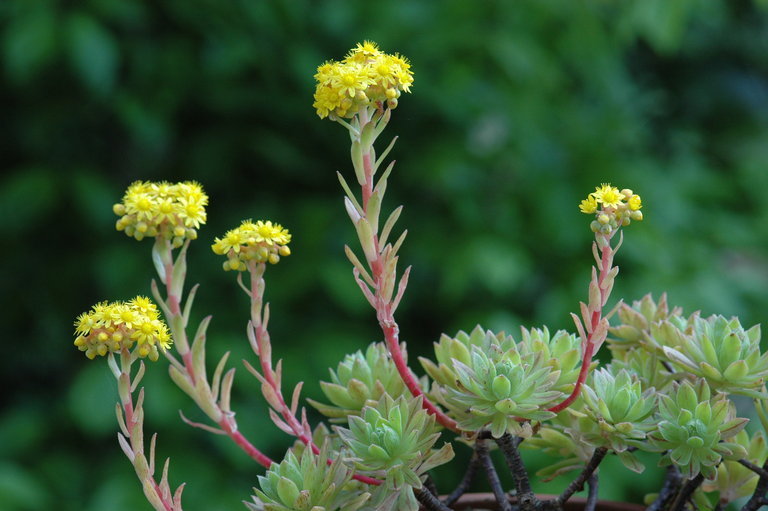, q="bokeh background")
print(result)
[2,0,768,509]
